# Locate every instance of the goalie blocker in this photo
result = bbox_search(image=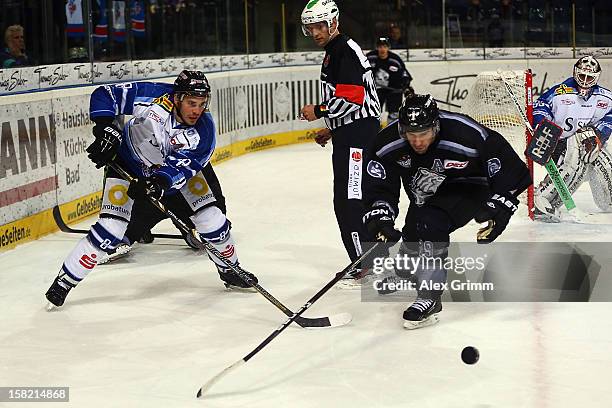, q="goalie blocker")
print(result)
[525,119,562,165]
